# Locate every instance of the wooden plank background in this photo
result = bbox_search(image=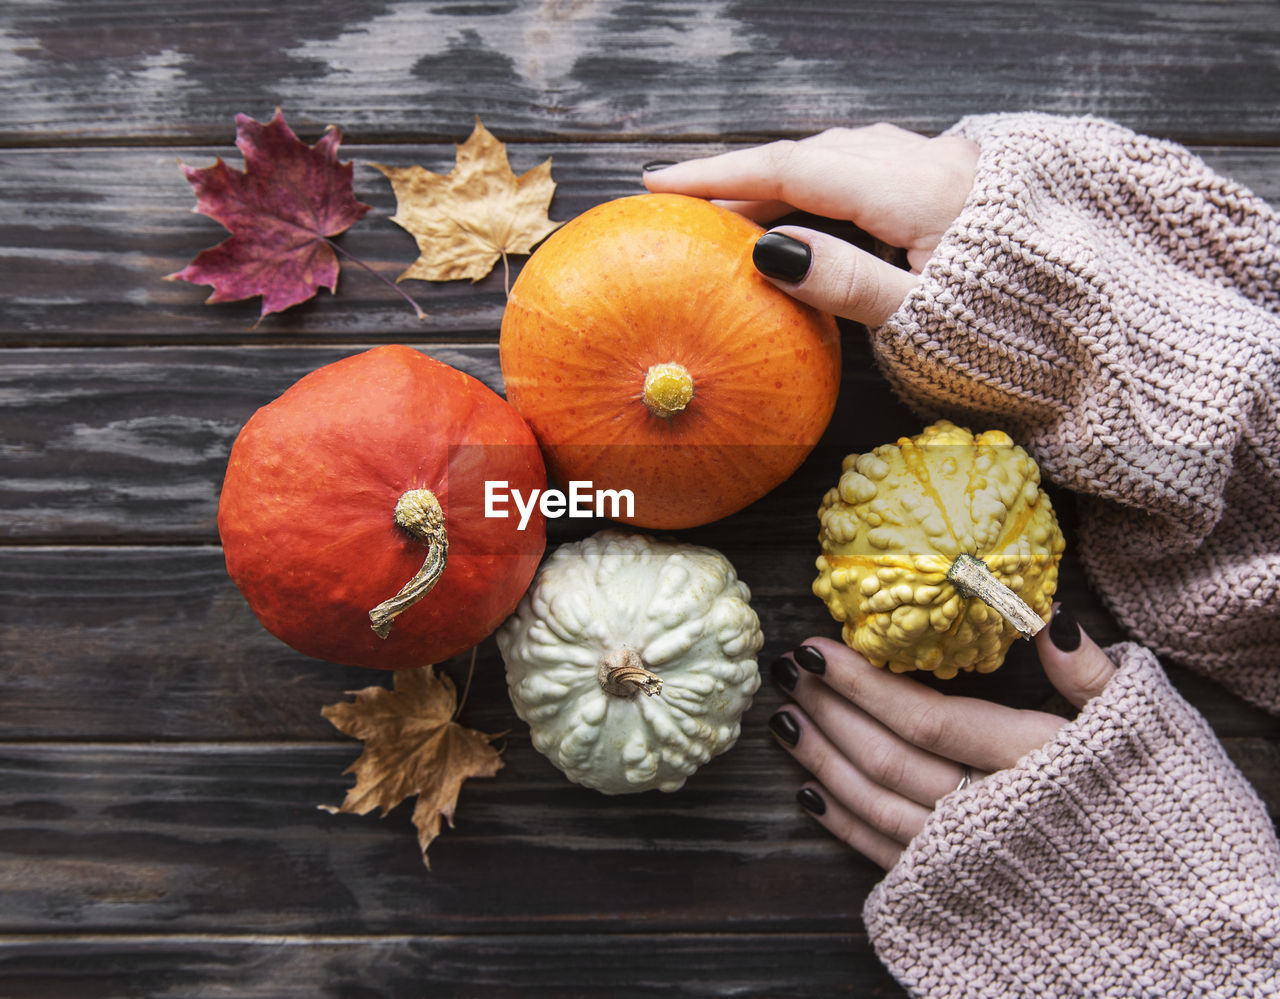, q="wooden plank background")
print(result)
[2,2,1277,996]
